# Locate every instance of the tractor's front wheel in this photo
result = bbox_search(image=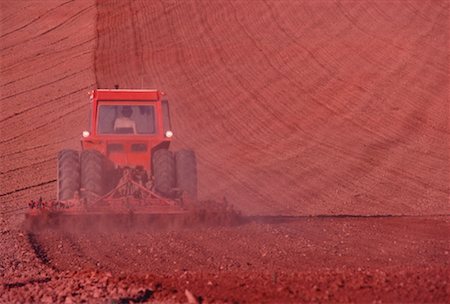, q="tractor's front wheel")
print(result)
[152,149,176,197]
[57,149,80,201]
[175,149,198,201]
[81,150,106,198]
